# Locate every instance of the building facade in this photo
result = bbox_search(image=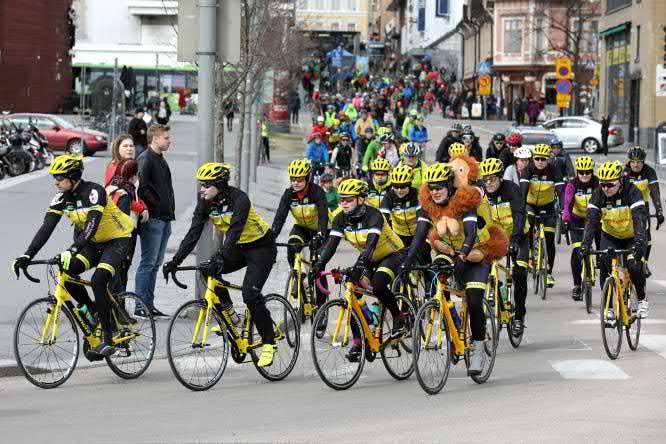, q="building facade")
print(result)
[295,0,371,43]
[599,0,666,150]
[0,0,74,113]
